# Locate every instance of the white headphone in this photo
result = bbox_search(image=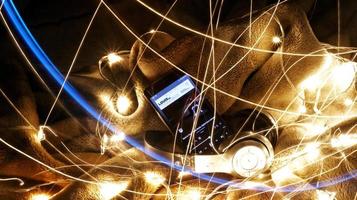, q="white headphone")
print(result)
[145,109,278,178]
